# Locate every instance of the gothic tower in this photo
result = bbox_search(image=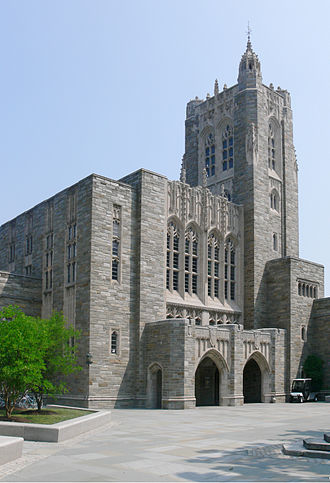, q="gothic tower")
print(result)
[182,38,299,329]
